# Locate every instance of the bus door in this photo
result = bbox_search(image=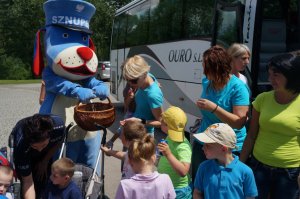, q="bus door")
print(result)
[253,0,300,96]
